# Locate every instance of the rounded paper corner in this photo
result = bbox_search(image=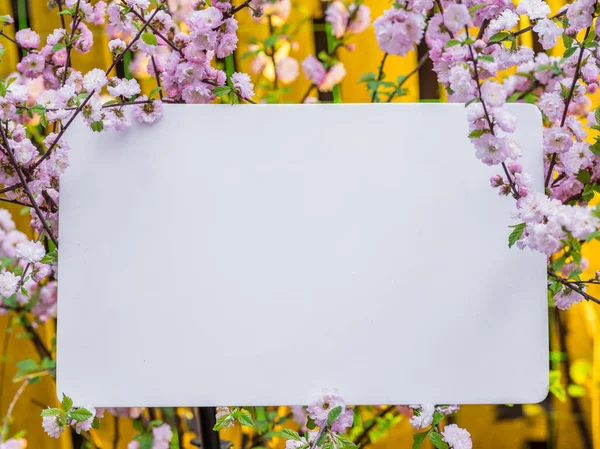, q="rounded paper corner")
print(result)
[519,102,543,124]
[528,378,550,404]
